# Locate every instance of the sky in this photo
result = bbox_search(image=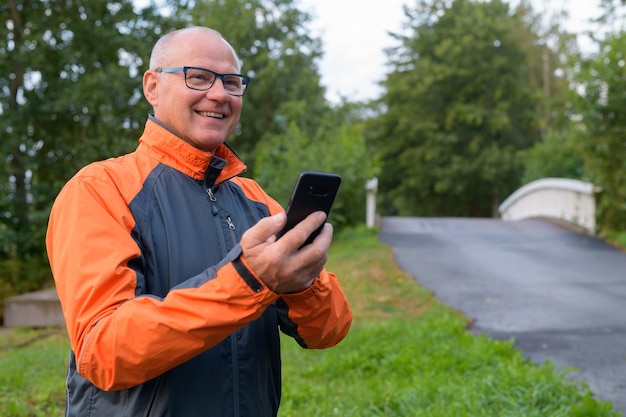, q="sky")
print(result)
[299,0,604,103]
[299,0,408,103]
[134,0,605,103]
